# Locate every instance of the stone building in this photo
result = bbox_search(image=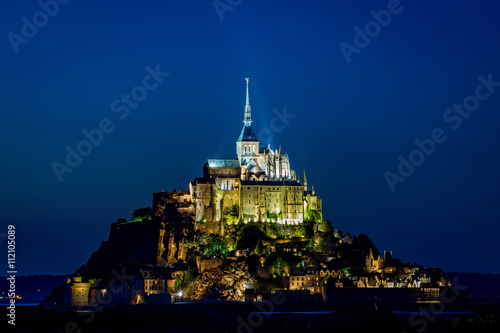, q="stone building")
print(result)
[64,275,91,306]
[152,79,322,262]
[140,269,166,295]
[289,272,323,294]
